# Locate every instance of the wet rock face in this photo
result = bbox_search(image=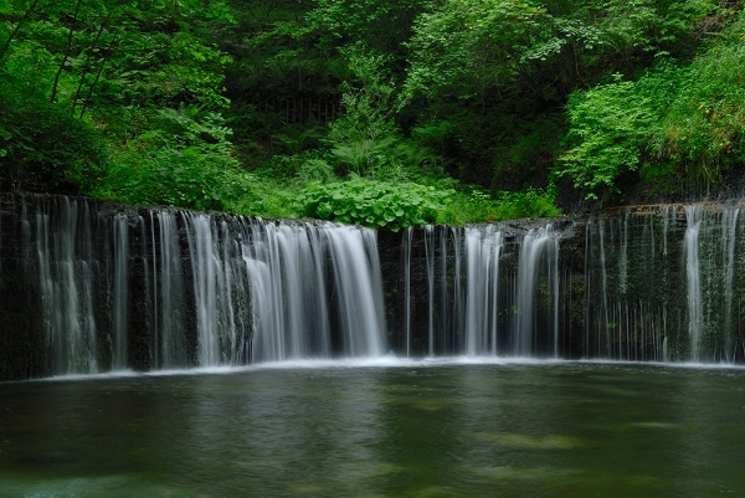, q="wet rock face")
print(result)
[2,193,745,380]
